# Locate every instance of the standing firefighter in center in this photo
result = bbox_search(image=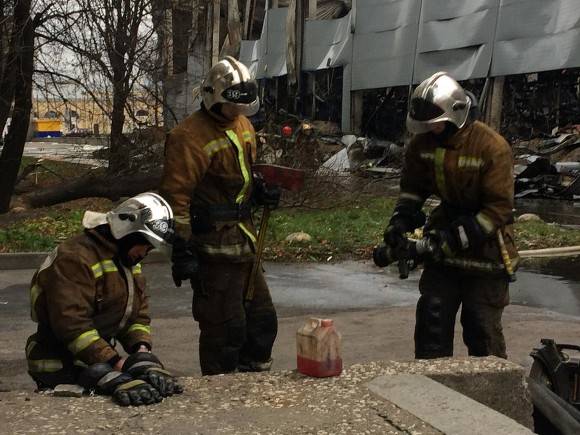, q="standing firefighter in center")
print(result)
[160,57,279,375]
[382,72,519,359]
